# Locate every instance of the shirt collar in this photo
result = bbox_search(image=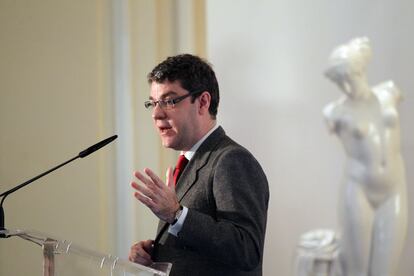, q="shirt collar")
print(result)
[182,124,219,161]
